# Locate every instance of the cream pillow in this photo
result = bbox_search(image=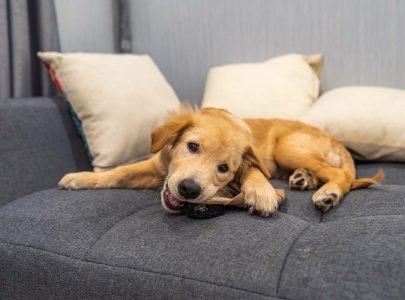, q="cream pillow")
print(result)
[300,86,405,161]
[38,52,180,171]
[201,54,323,119]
